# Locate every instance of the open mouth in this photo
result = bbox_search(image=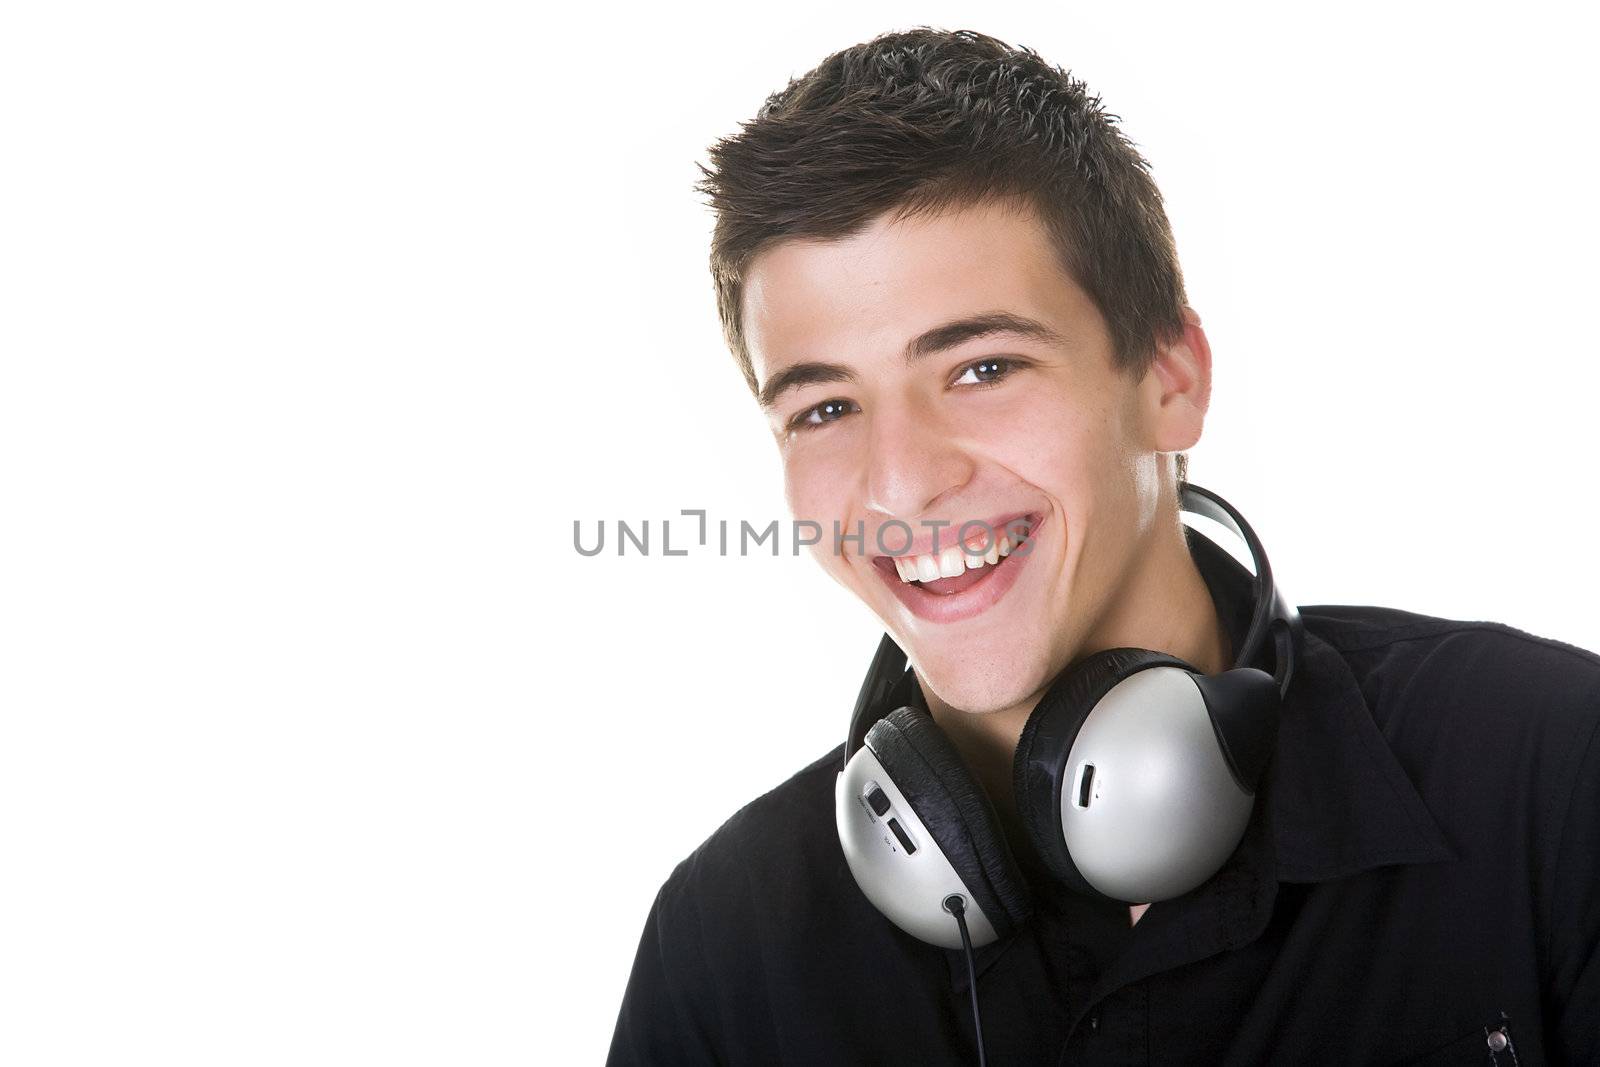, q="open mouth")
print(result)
[870,512,1043,623]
